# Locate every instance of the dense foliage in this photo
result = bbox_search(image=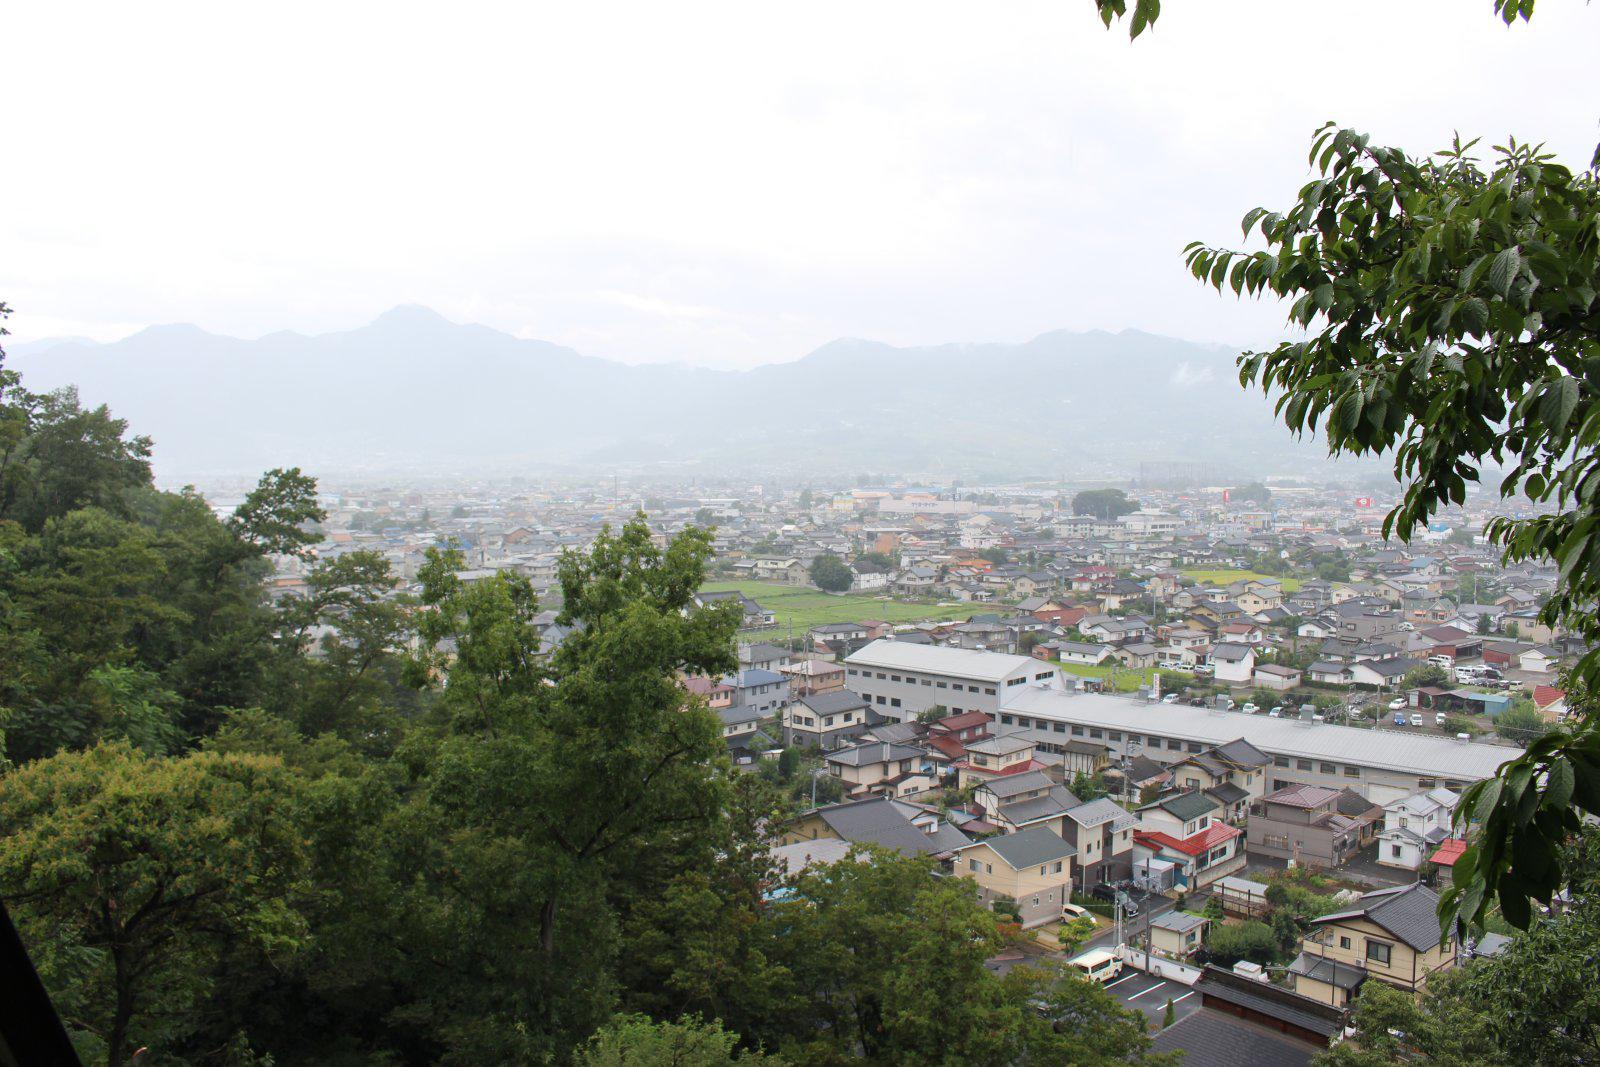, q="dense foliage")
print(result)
[1093,0,1600,939]
[808,552,853,593]
[1070,488,1139,521]
[1183,126,1600,936]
